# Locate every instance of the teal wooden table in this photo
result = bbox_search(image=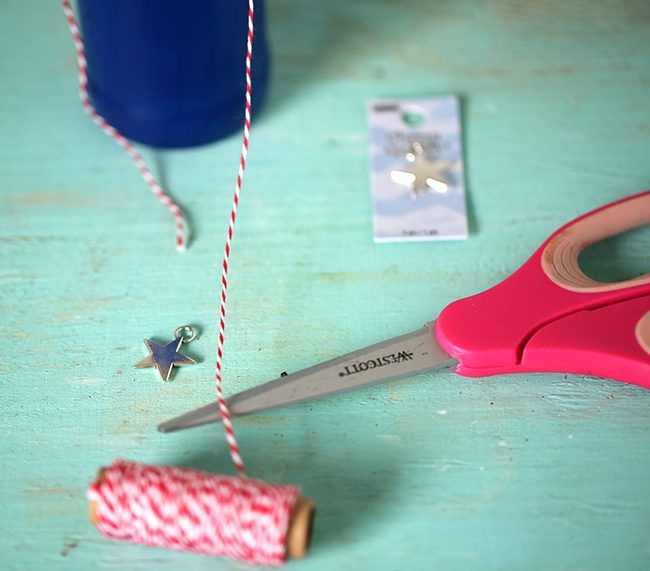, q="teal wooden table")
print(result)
[1,1,649,569]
